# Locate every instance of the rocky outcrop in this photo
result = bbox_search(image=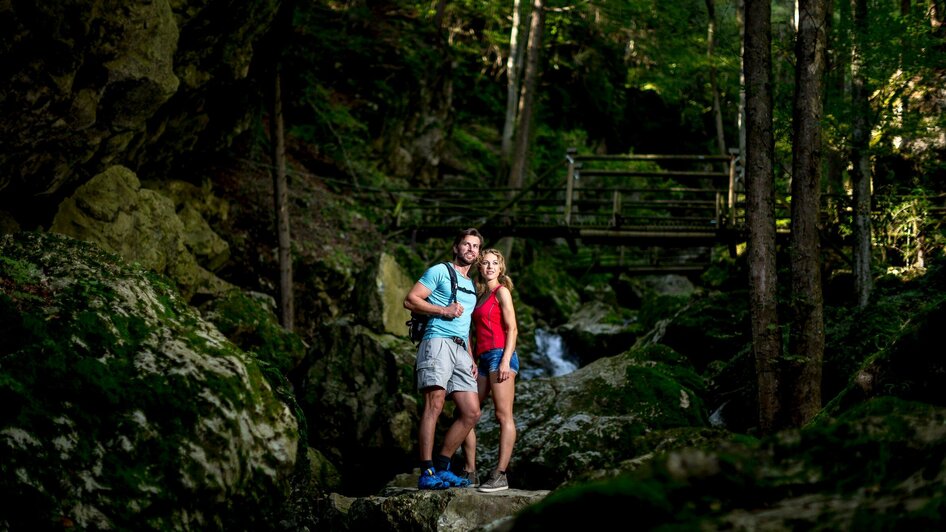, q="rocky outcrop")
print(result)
[556,299,639,364]
[375,252,415,336]
[322,487,550,531]
[0,0,279,216]
[50,165,233,301]
[0,231,298,530]
[507,398,946,530]
[474,343,709,490]
[295,320,420,495]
